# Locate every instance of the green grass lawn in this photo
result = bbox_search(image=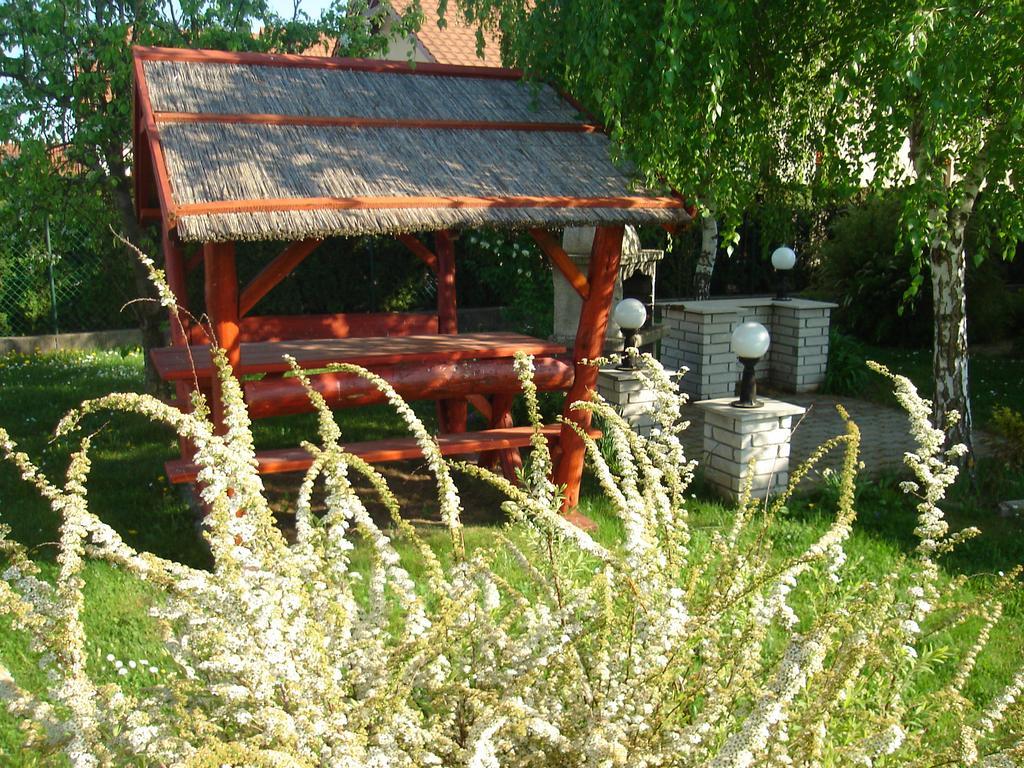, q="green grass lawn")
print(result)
[1,348,1022,764]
